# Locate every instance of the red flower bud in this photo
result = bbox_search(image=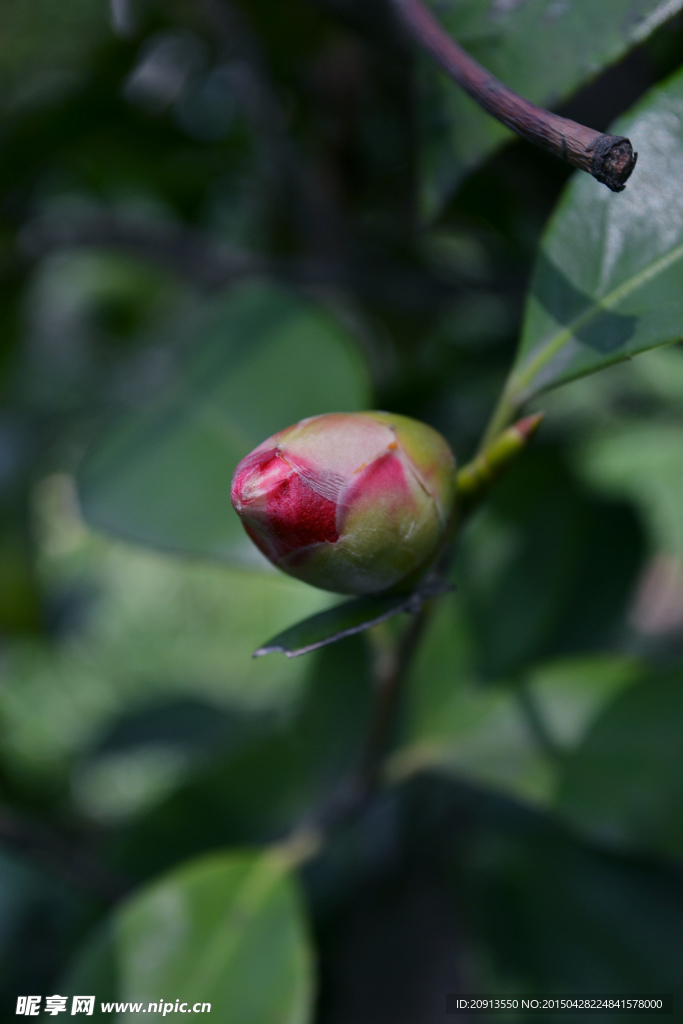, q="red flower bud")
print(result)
[231,412,457,595]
